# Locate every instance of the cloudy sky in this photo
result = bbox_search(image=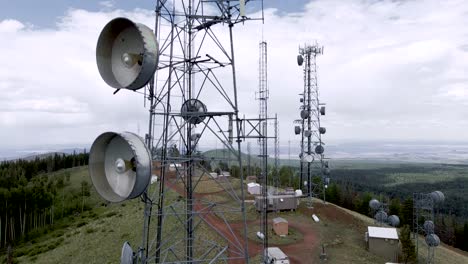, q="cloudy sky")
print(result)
[1,0,468,149]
